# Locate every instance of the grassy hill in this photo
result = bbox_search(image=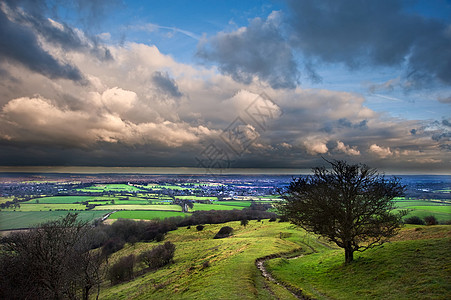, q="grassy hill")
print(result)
[97,222,450,299]
[266,225,451,300]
